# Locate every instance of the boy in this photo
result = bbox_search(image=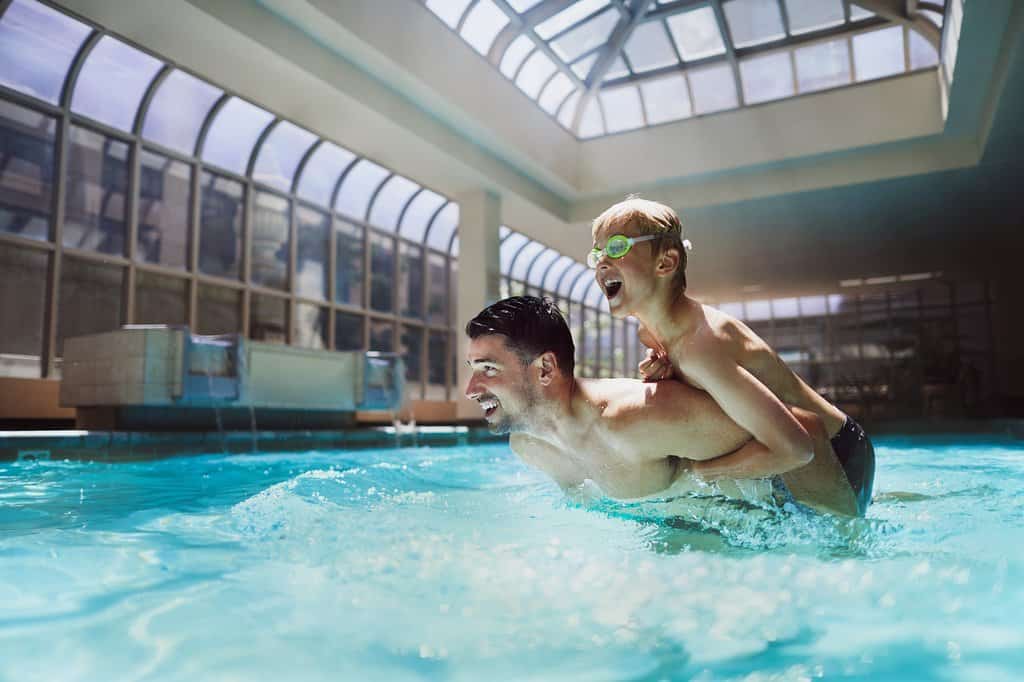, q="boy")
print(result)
[589,197,874,515]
